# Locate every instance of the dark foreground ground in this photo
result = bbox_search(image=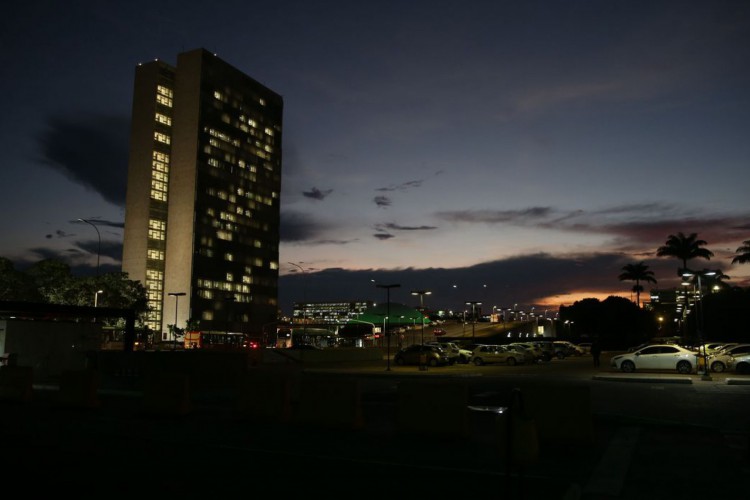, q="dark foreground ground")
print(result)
[1,357,749,499]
